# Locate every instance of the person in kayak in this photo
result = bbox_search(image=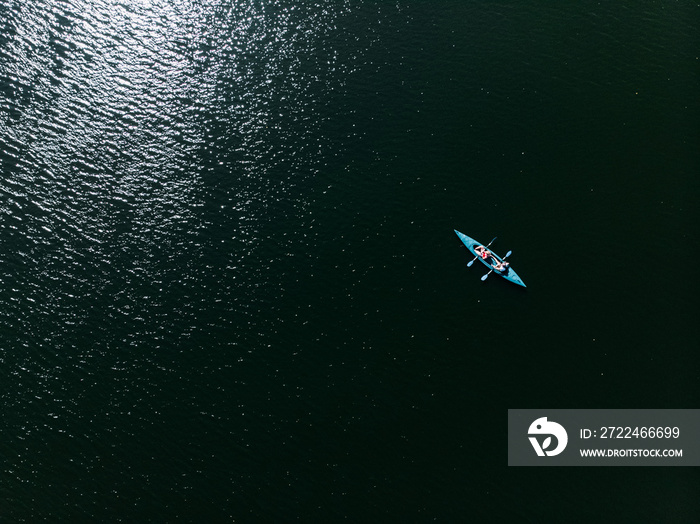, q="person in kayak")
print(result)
[494,259,510,272]
[475,245,491,260]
